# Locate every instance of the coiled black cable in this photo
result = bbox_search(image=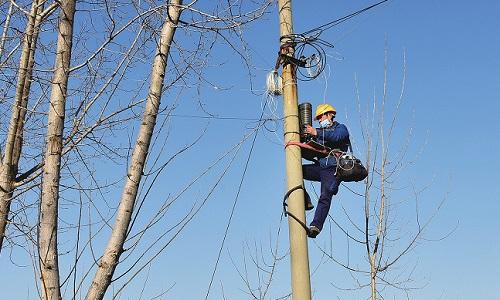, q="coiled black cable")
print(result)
[278,0,391,81]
